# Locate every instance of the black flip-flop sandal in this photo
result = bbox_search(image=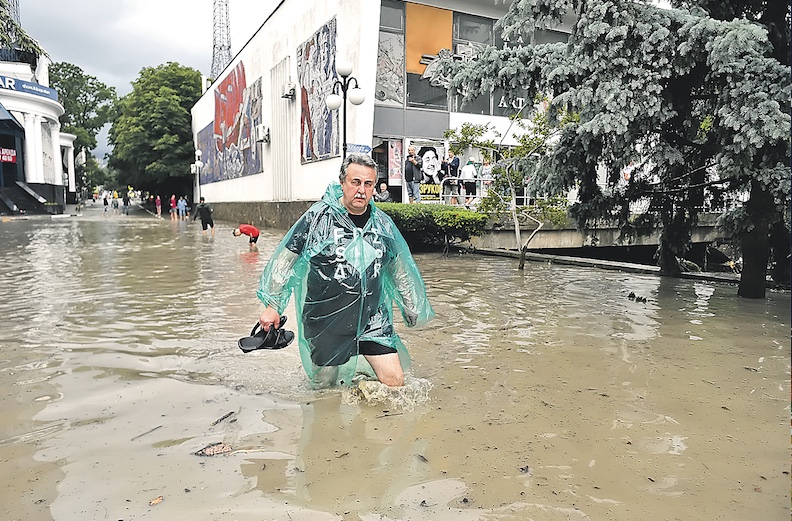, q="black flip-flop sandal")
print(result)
[238,316,295,353]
